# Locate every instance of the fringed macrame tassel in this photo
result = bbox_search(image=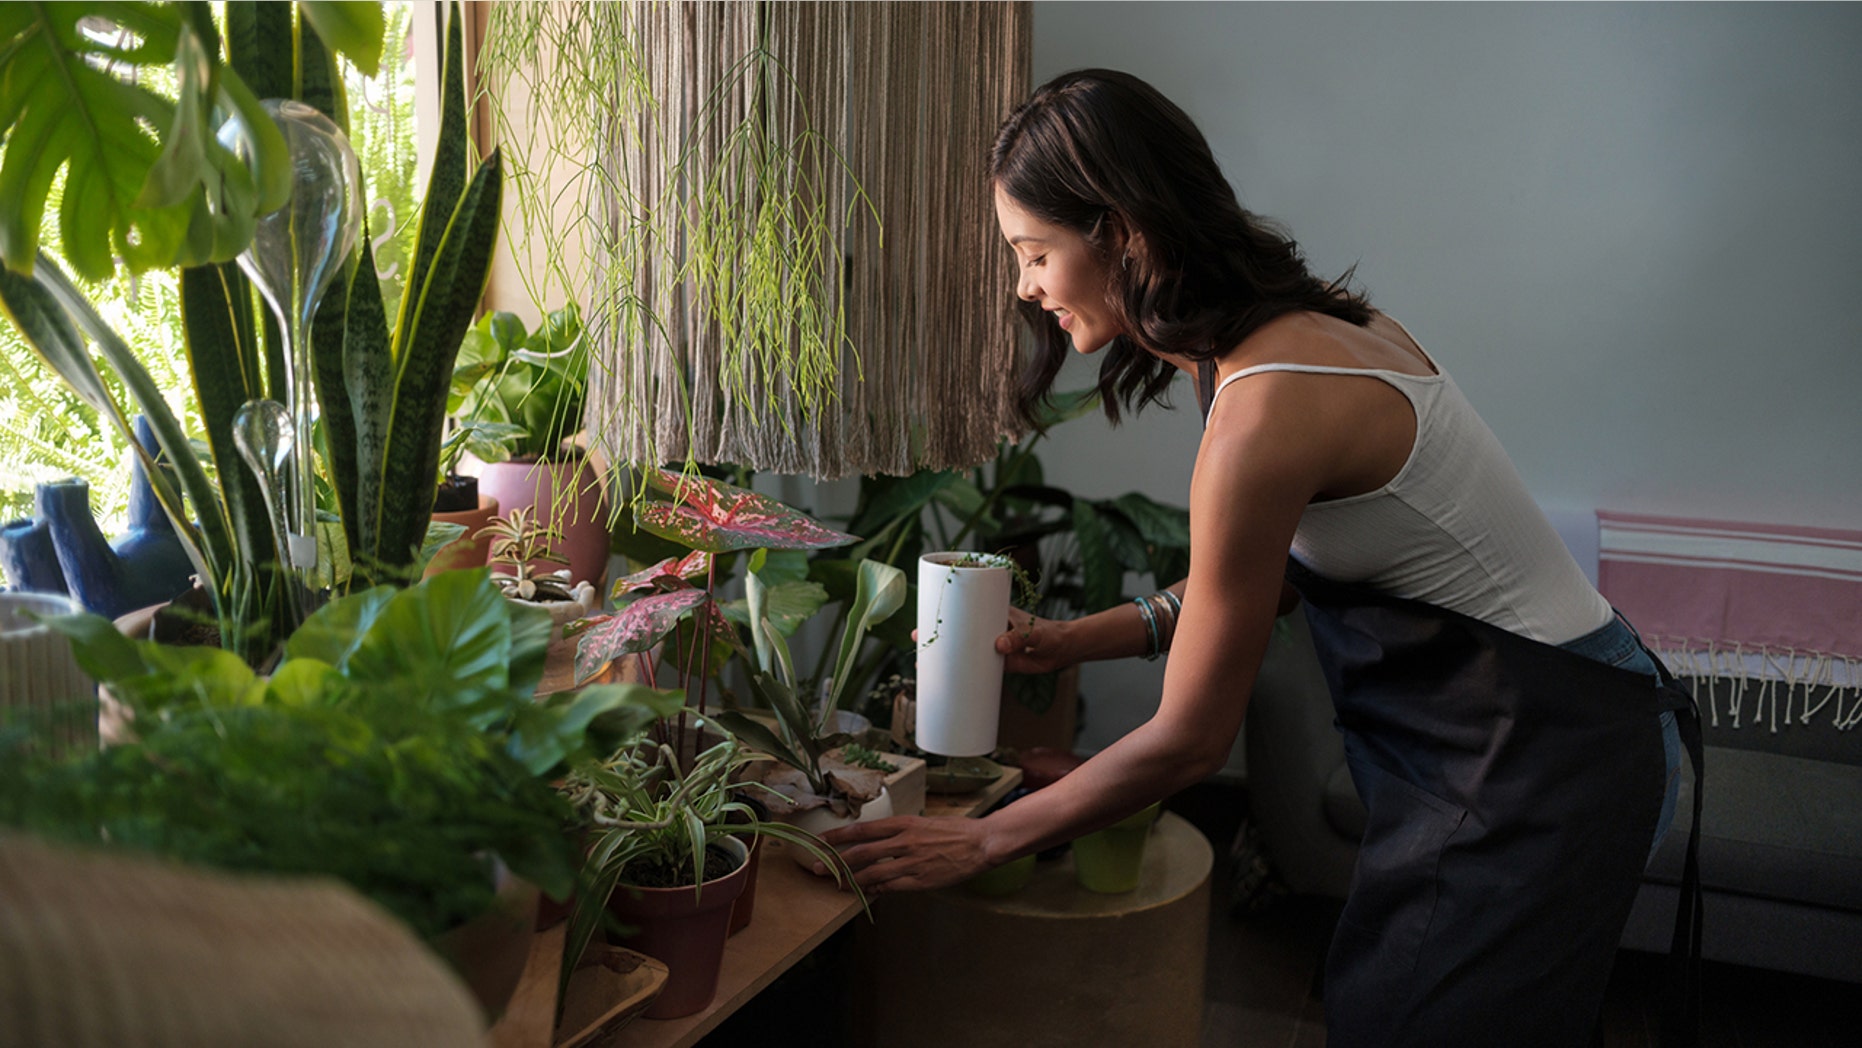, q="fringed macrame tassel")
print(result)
[583,1,1033,480]
[1650,635,1862,733]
